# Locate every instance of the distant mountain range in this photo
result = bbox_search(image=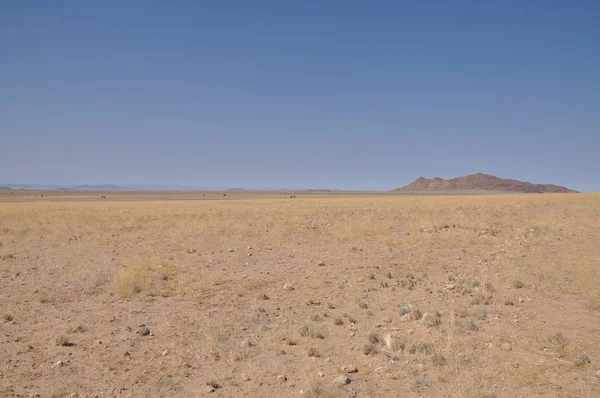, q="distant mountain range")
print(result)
[394,173,578,193]
[70,184,125,190]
